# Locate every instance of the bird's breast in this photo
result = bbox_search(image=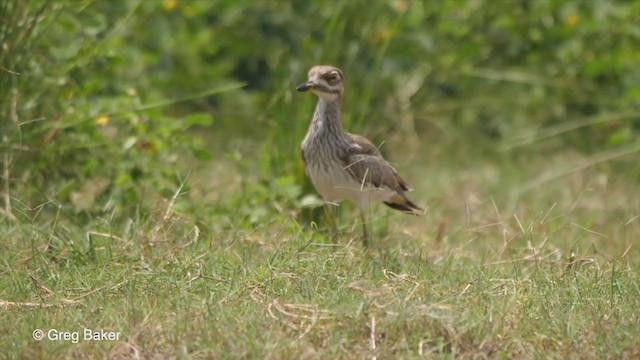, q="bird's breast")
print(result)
[302,150,393,205]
